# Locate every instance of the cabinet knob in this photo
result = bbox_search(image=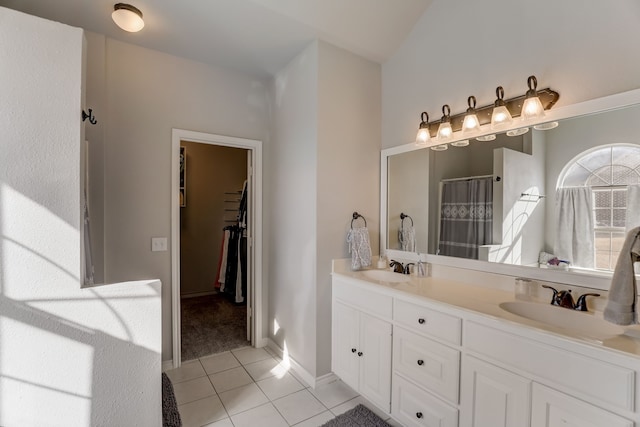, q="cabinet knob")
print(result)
[417,359,424,366]
[418,318,426,324]
[357,351,363,357]
[351,348,357,353]
[416,412,423,419]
